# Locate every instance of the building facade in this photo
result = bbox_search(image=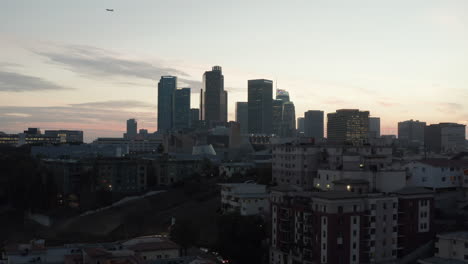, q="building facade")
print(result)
[248,79,273,134]
[44,130,84,143]
[200,66,227,127]
[368,117,381,139]
[269,186,435,264]
[398,120,426,148]
[304,110,324,140]
[327,109,369,145]
[157,76,177,132]
[425,123,466,154]
[235,102,248,134]
[173,88,191,130]
[220,183,269,216]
